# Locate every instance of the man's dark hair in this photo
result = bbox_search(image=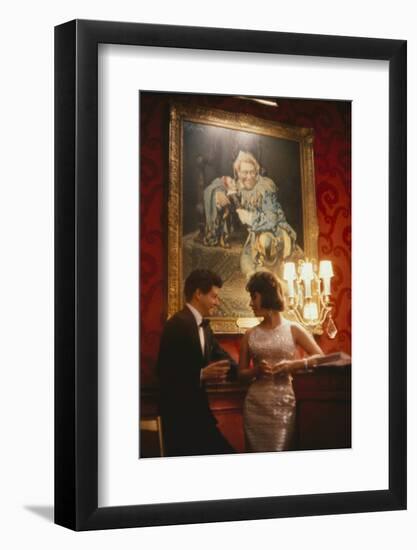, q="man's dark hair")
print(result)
[246,271,285,311]
[184,269,223,302]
